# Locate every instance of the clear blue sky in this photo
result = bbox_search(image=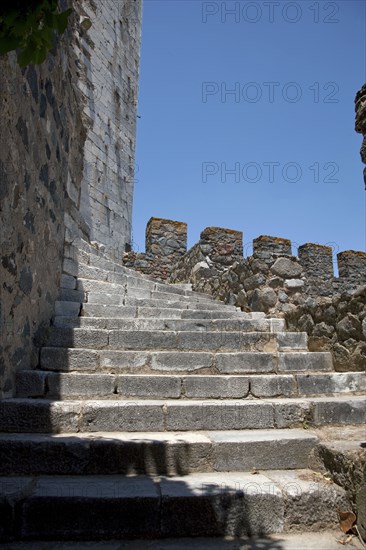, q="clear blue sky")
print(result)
[133,0,366,262]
